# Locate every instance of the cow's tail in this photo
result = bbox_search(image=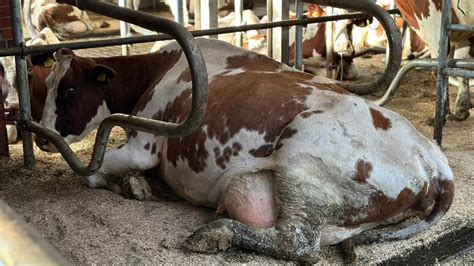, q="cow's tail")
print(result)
[355,178,454,244]
[23,0,38,39]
